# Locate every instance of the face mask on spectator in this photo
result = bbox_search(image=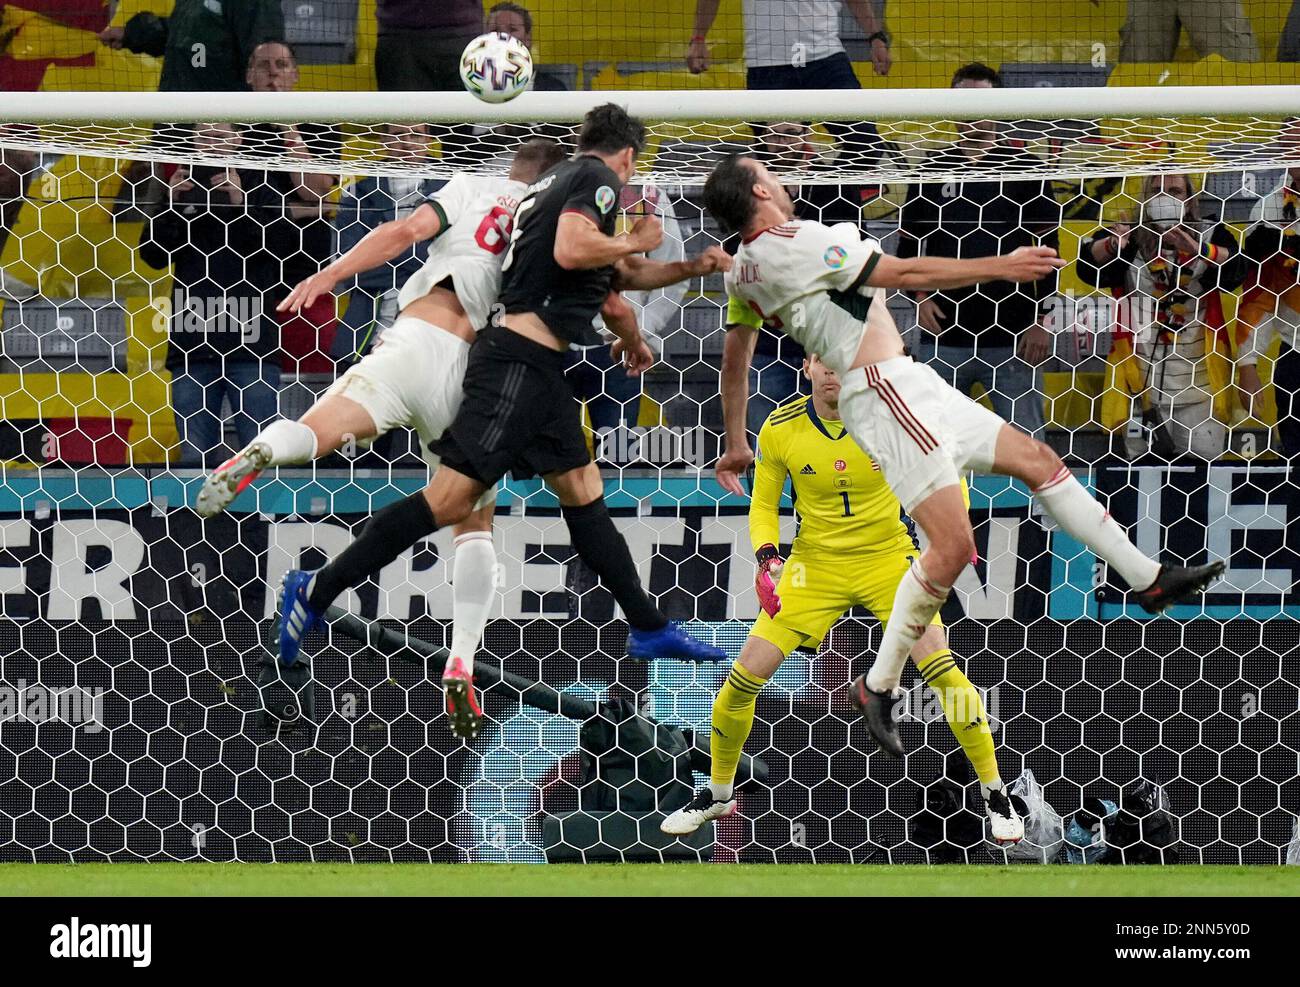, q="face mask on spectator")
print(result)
[1142,192,1185,230]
